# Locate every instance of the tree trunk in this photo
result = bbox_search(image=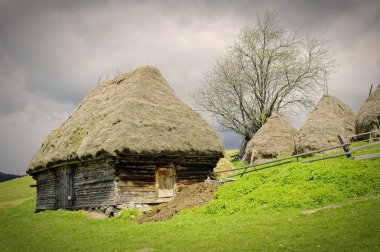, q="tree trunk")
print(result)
[238,134,252,161]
